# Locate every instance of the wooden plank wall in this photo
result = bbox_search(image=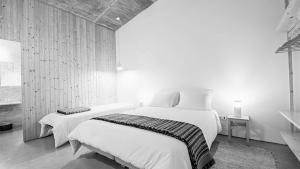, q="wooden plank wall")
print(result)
[0,0,117,141]
[0,0,23,41]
